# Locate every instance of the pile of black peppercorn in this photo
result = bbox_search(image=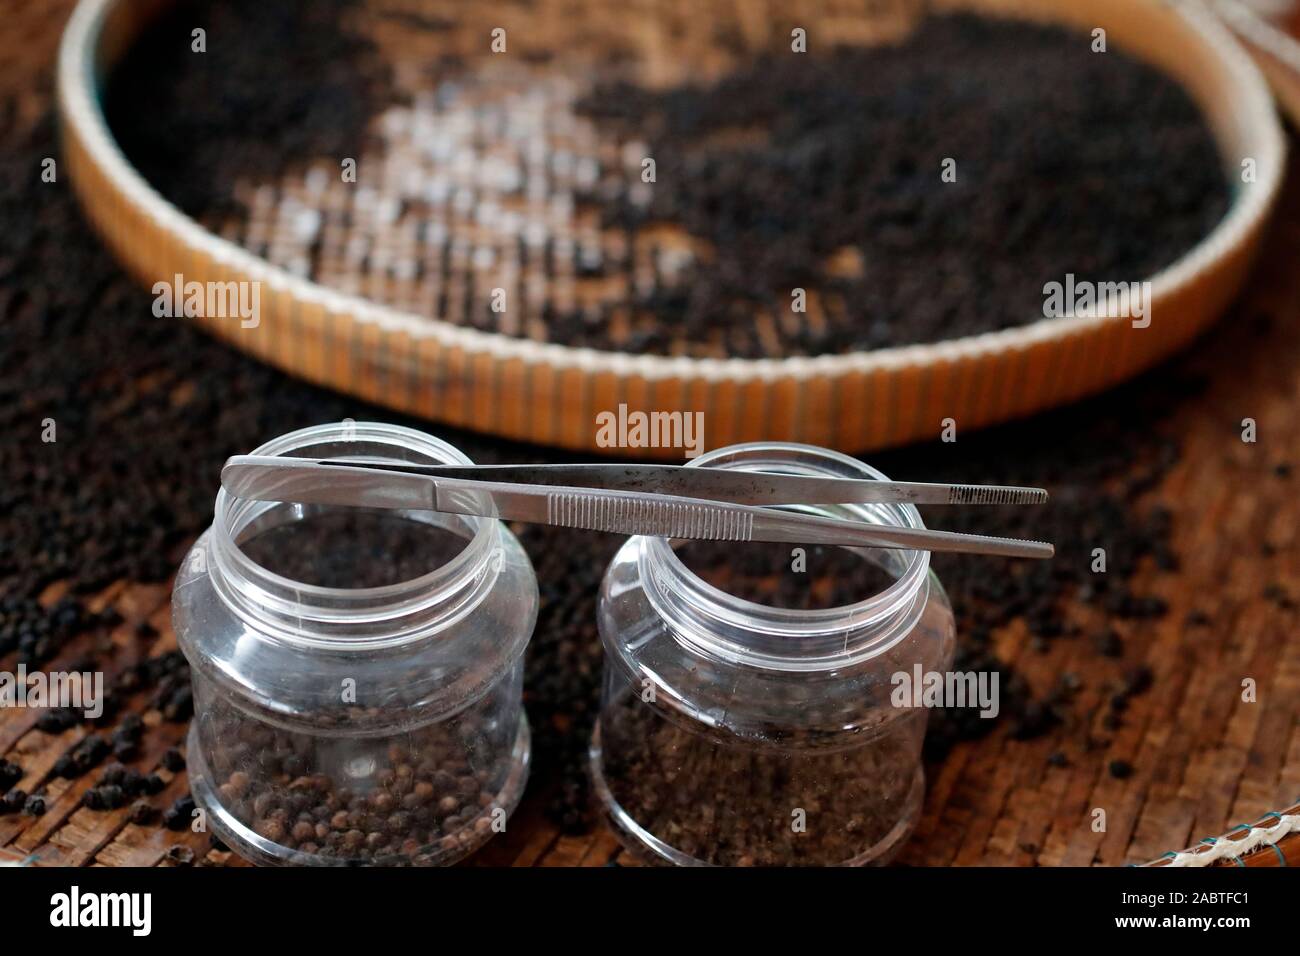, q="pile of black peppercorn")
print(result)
[106,0,393,223]
[196,702,514,865]
[573,13,1228,355]
[106,4,1228,357]
[599,690,924,865]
